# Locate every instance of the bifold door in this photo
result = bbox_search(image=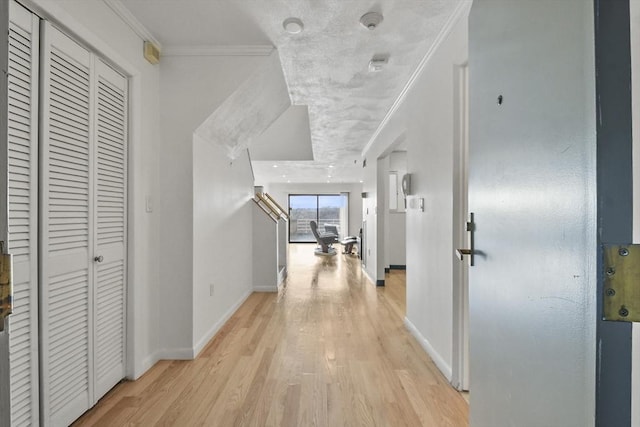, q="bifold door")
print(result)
[7,2,40,425]
[6,4,128,425]
[40,21,128,427]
